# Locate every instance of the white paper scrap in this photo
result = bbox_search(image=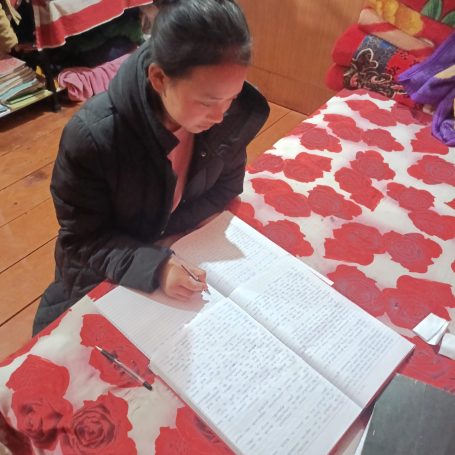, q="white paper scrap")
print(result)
[439,333,455,360]
[412,313,449,346]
